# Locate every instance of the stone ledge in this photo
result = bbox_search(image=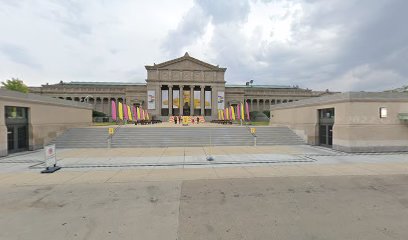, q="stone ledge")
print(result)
[0,89,93,110]
[333,144,408,153]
